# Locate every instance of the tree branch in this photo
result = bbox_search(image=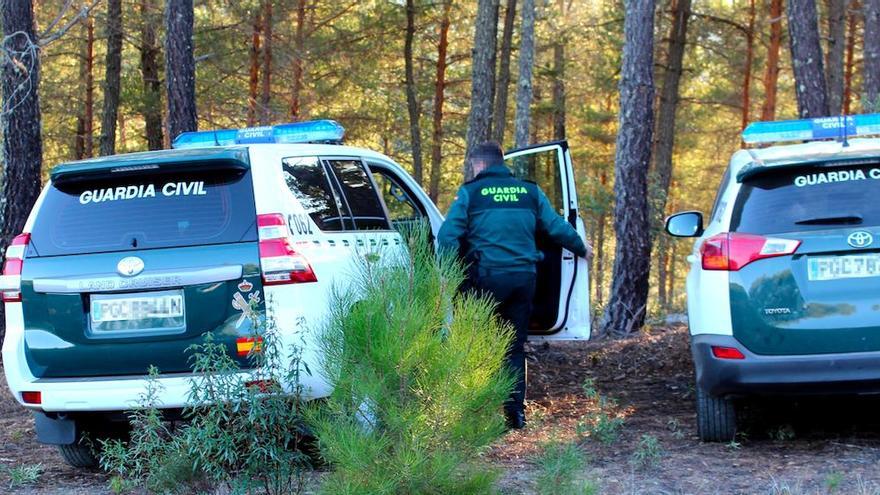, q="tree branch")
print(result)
[39,0,102,48]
